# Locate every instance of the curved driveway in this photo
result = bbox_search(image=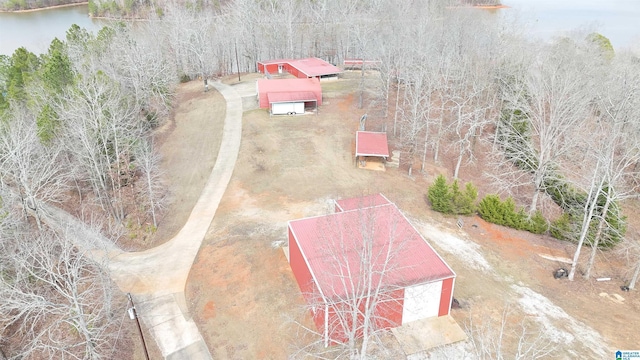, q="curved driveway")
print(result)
[108,82,243,359]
